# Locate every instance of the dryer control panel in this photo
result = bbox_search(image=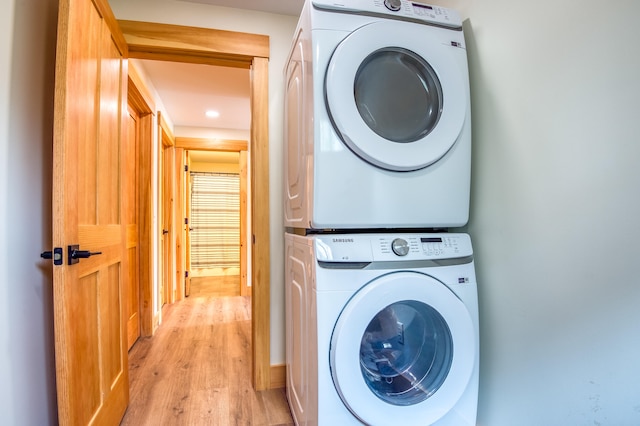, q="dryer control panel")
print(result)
[314,233,472,262]
[312,0,462,29]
